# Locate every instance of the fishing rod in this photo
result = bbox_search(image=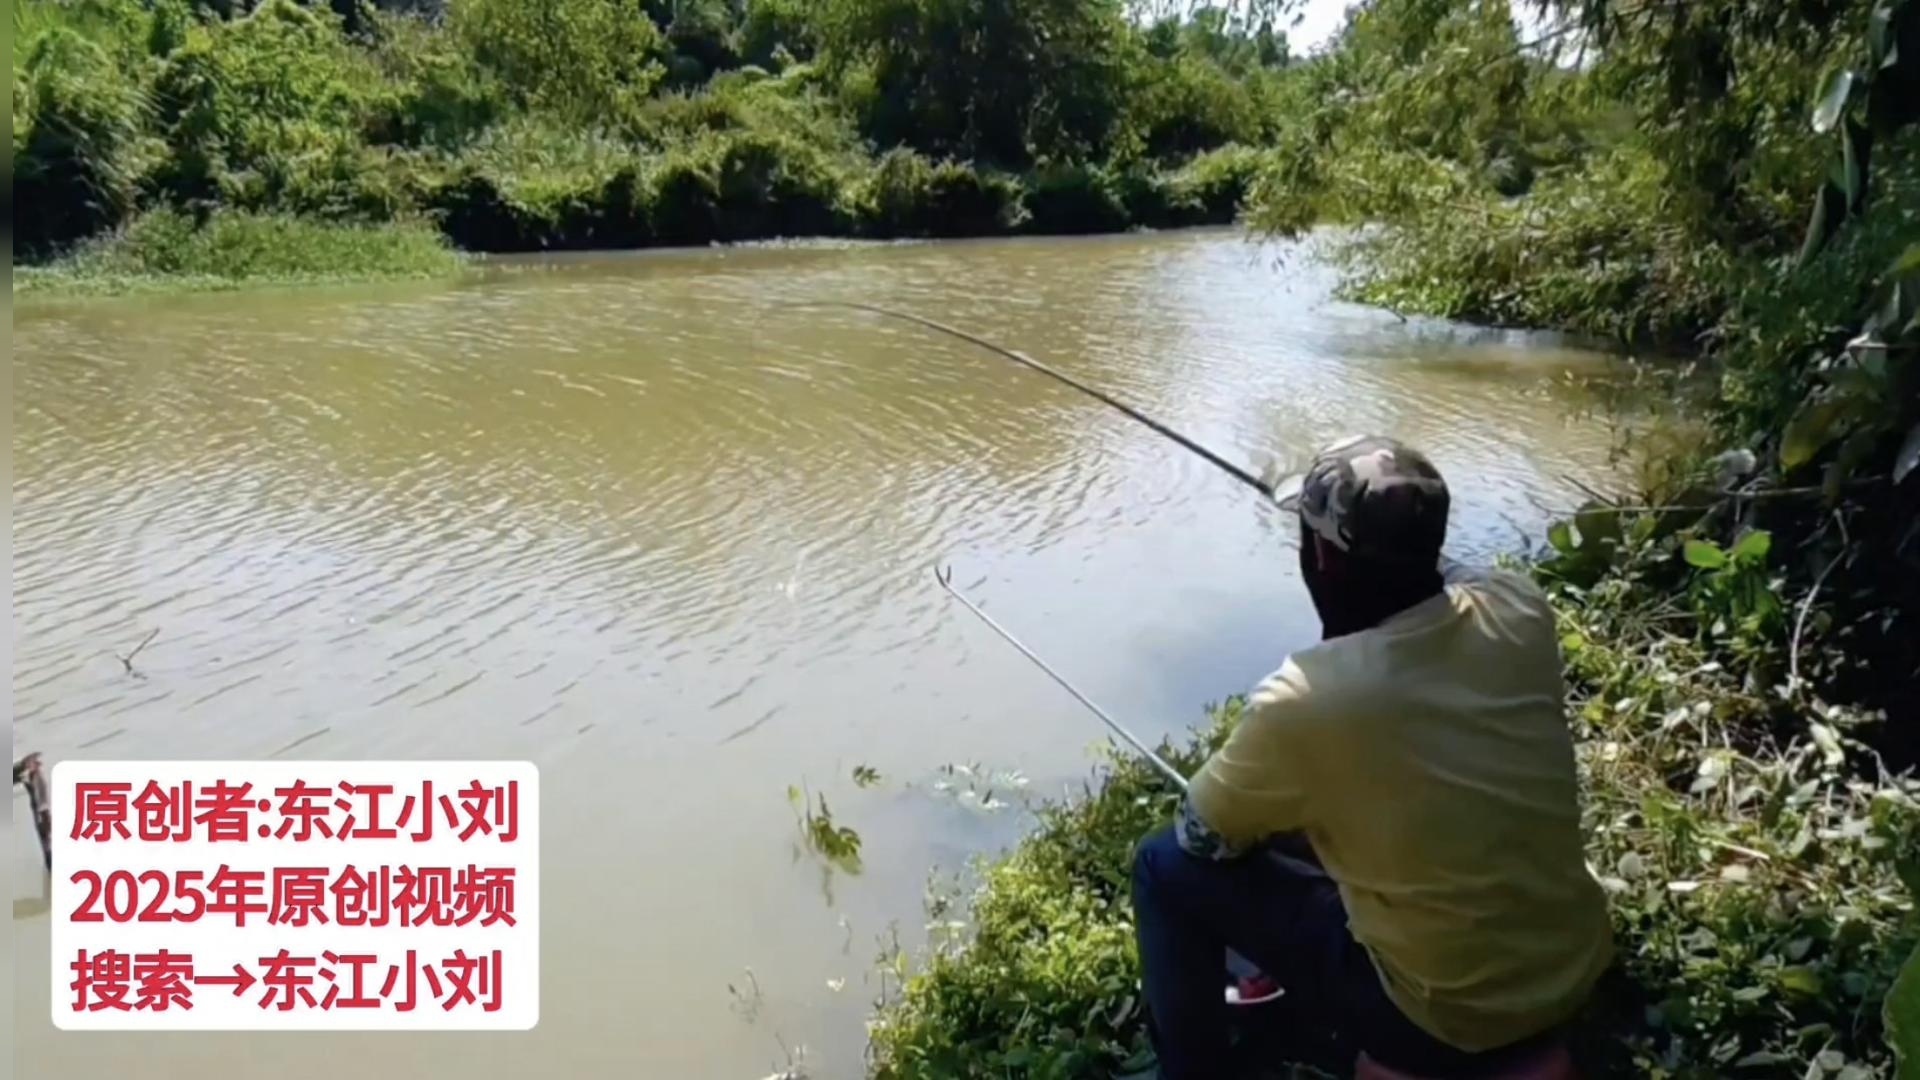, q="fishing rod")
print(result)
[934,565,1329,884]
[780,299,1273,789]
[776,301,1279,501]
[823,306,1328,881]
[934,565,1188,790]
